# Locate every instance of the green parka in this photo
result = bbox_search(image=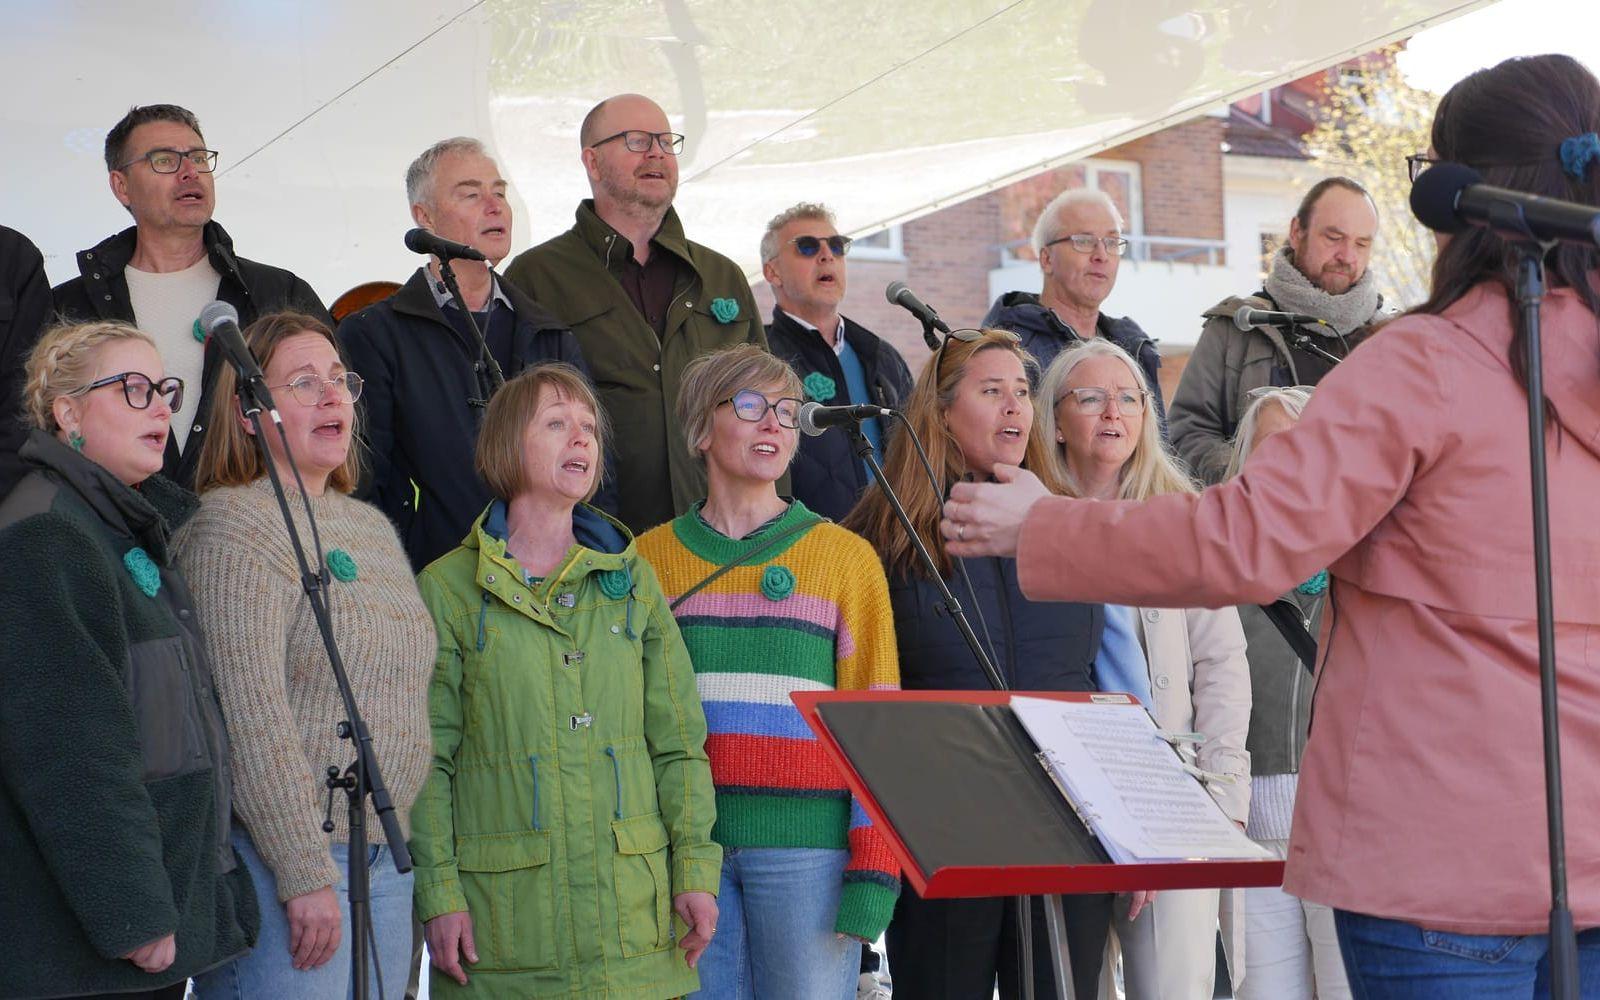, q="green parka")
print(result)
[410,501,720,999]
[502,201,770,533]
